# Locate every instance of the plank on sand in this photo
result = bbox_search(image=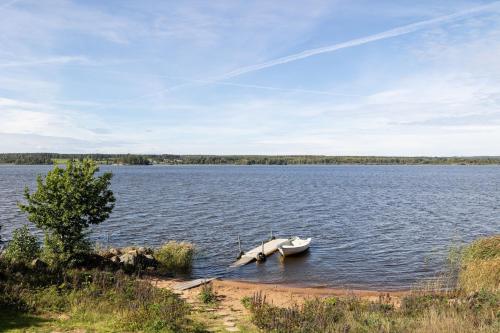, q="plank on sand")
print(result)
[172,278,217,291]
